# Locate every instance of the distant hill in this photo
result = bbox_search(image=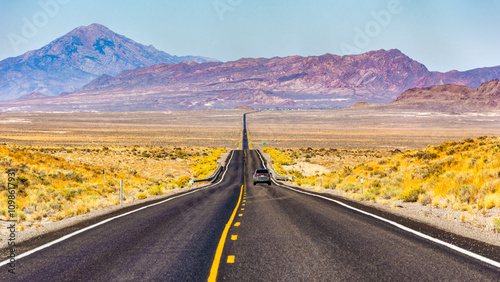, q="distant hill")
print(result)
[349,102,373,109]
[234,106,256,111]
[391,79,500,112]
[2,48,500,112]
[18,92,48,100]
[0,23,217,101]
